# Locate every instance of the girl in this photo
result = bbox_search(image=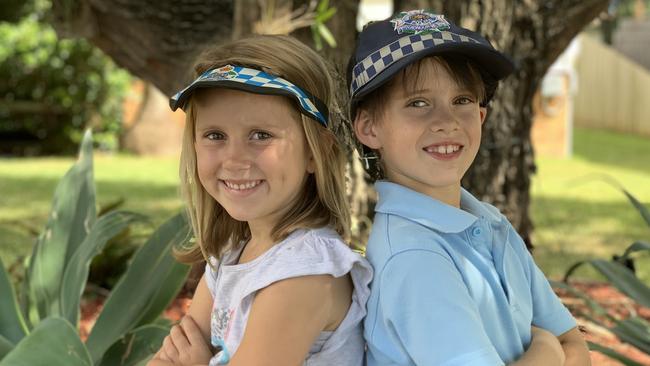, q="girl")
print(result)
[149,35,372,366]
